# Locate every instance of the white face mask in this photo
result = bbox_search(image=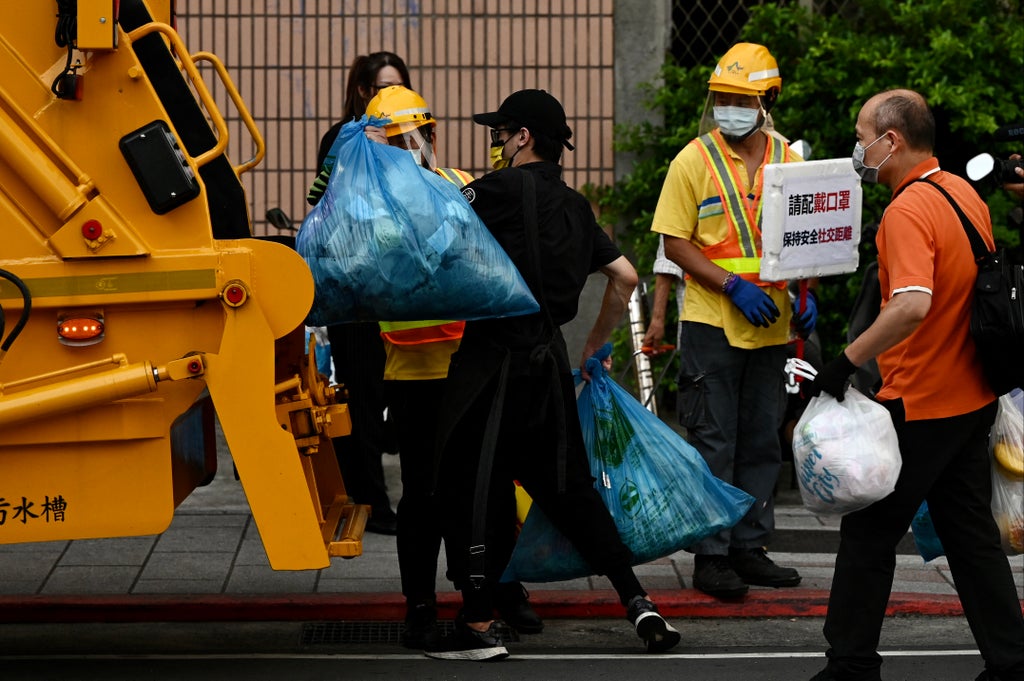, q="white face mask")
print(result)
[408,142,431,168]
[713,105,760,139]
[390,127,434,169]
[852,133,891,184]
[406,147,421,166]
